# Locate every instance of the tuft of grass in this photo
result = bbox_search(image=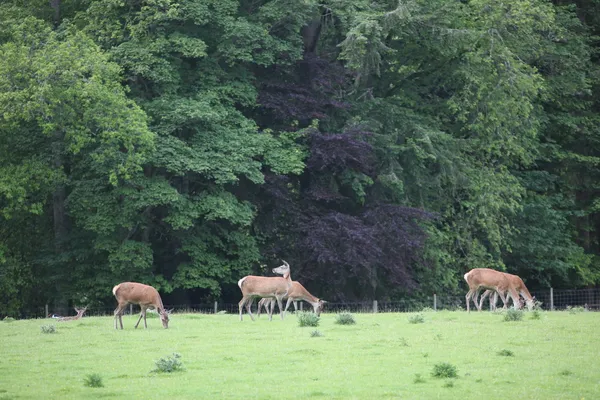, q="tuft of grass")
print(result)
[413,373,425,384]
[310,330,323,337]
[530,309,542,320]
[559,369,573,376]
[153,353,183,373]
[408,313,425,324]
[83,373,104,388]
[432,363,458,379]
[443,380,455,388]
[3,316,15,322]
[297,311,320,327]
[497,349,514,357]
[504,307,524,322]
[398,337,409,347]
[216,310,227,315]
[40,324,56,334]
[567,306,585,314]
[334,312,356,325]
[421,307,435,312]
